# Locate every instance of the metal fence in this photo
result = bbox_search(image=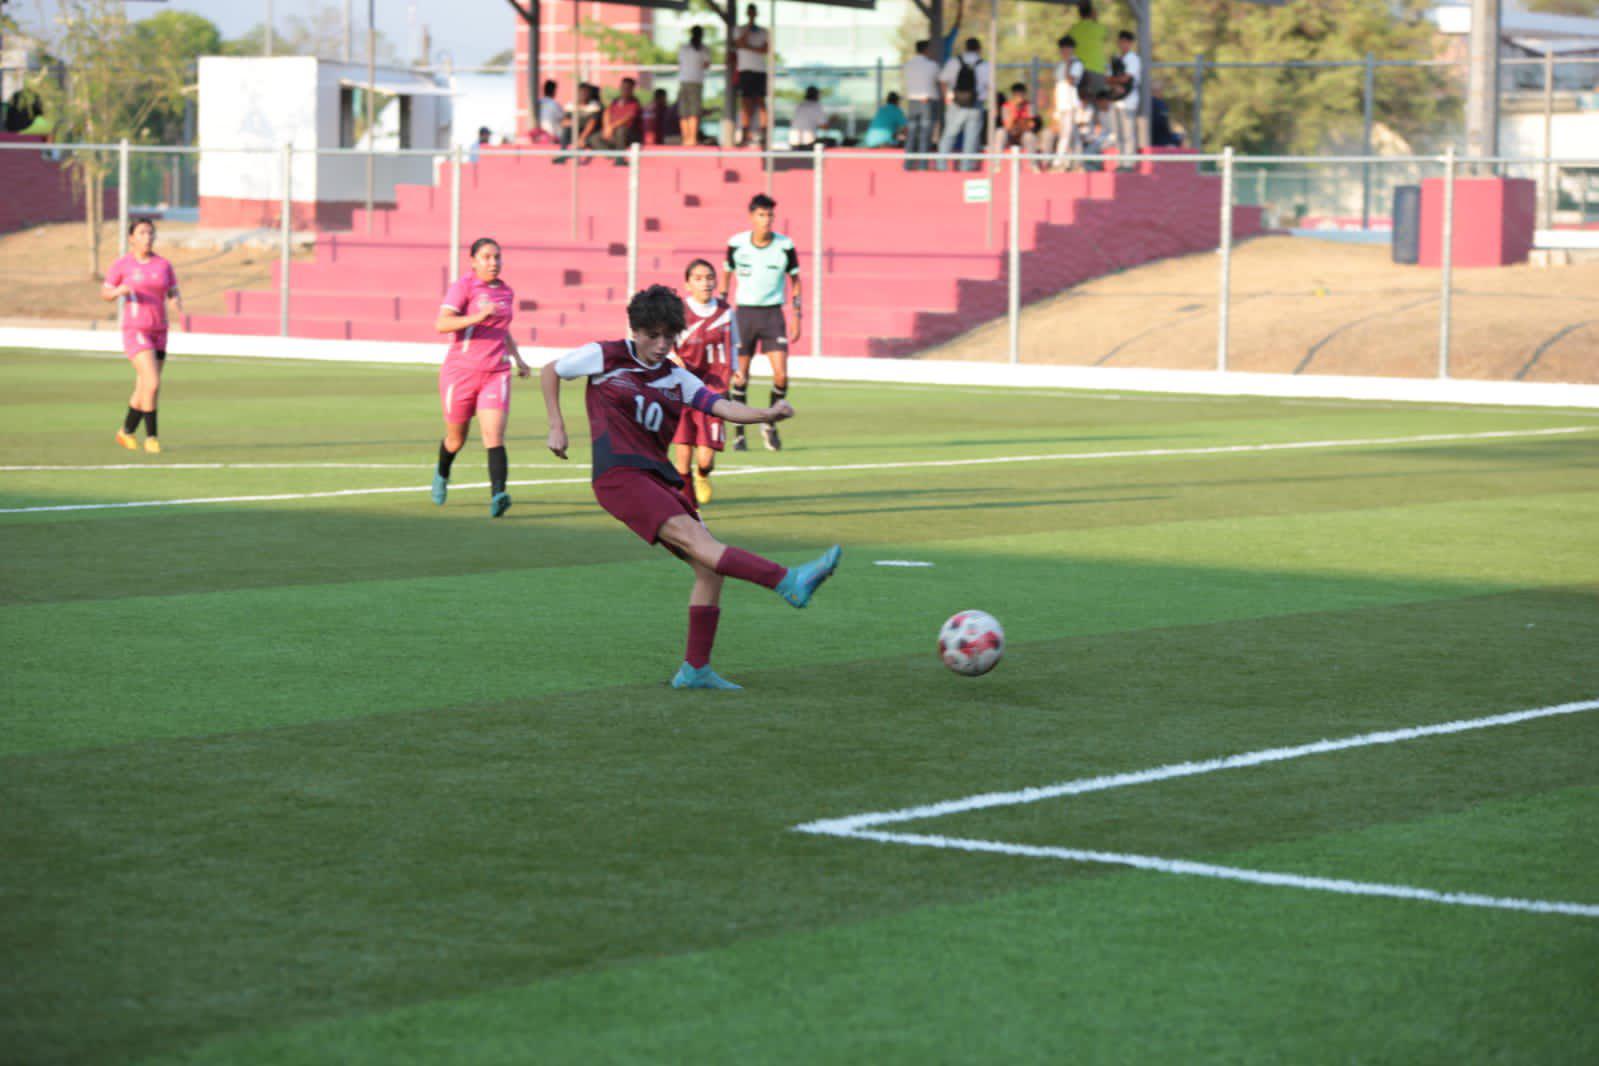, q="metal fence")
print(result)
[1,138,1595,384]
